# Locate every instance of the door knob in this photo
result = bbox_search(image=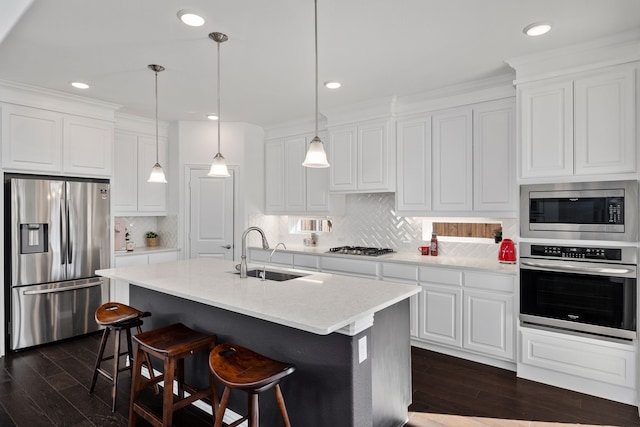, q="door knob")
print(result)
[221,244,232,249]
